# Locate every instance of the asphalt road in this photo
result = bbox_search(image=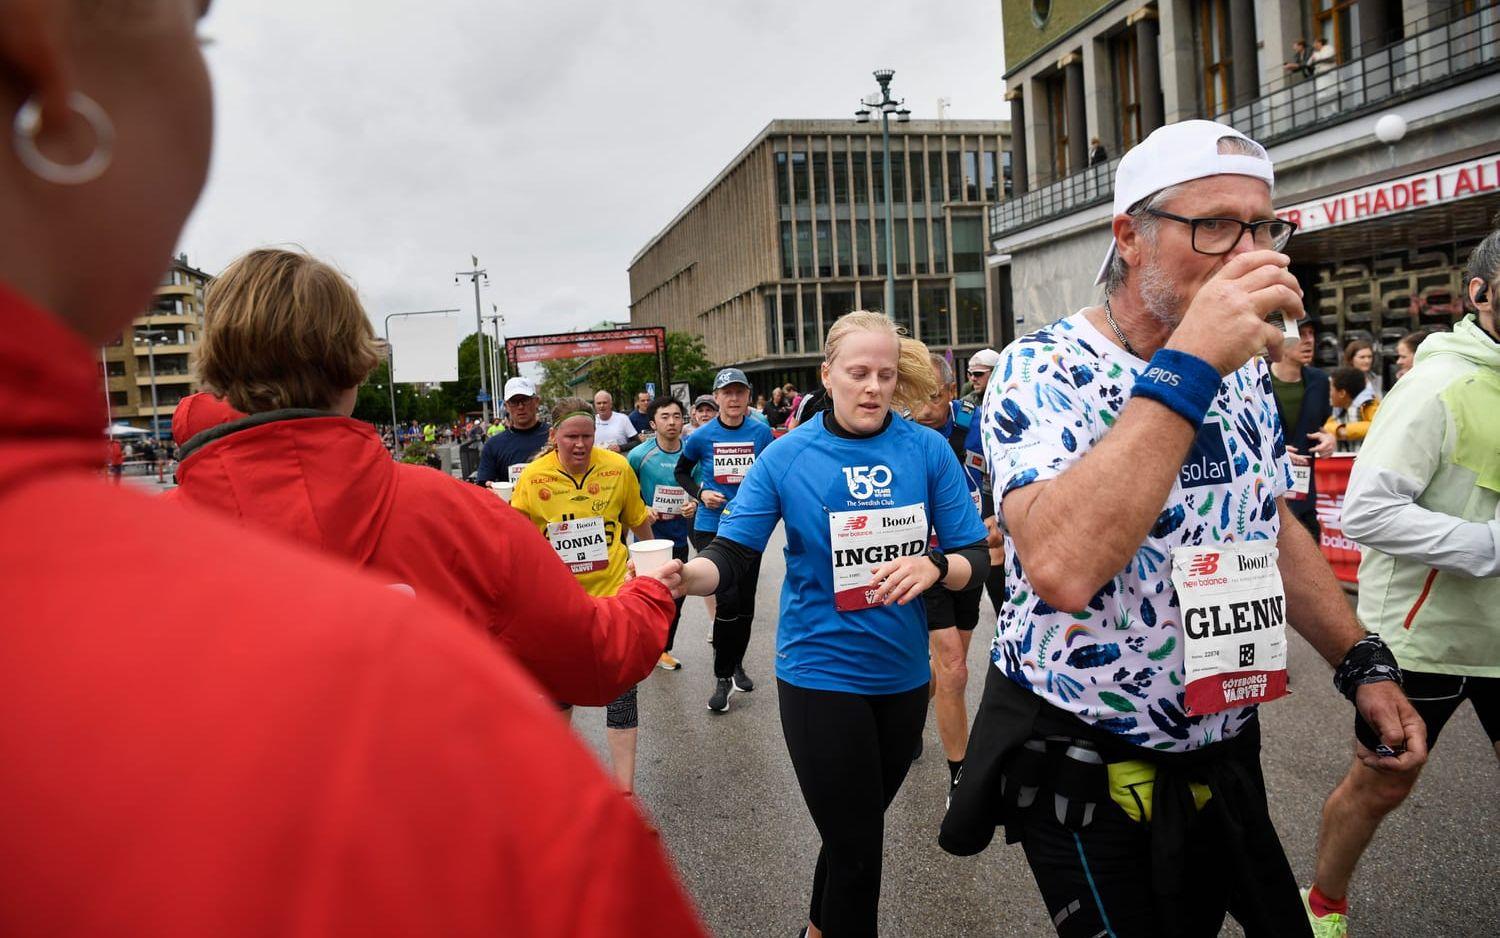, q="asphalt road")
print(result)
[573,526,1499,937]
